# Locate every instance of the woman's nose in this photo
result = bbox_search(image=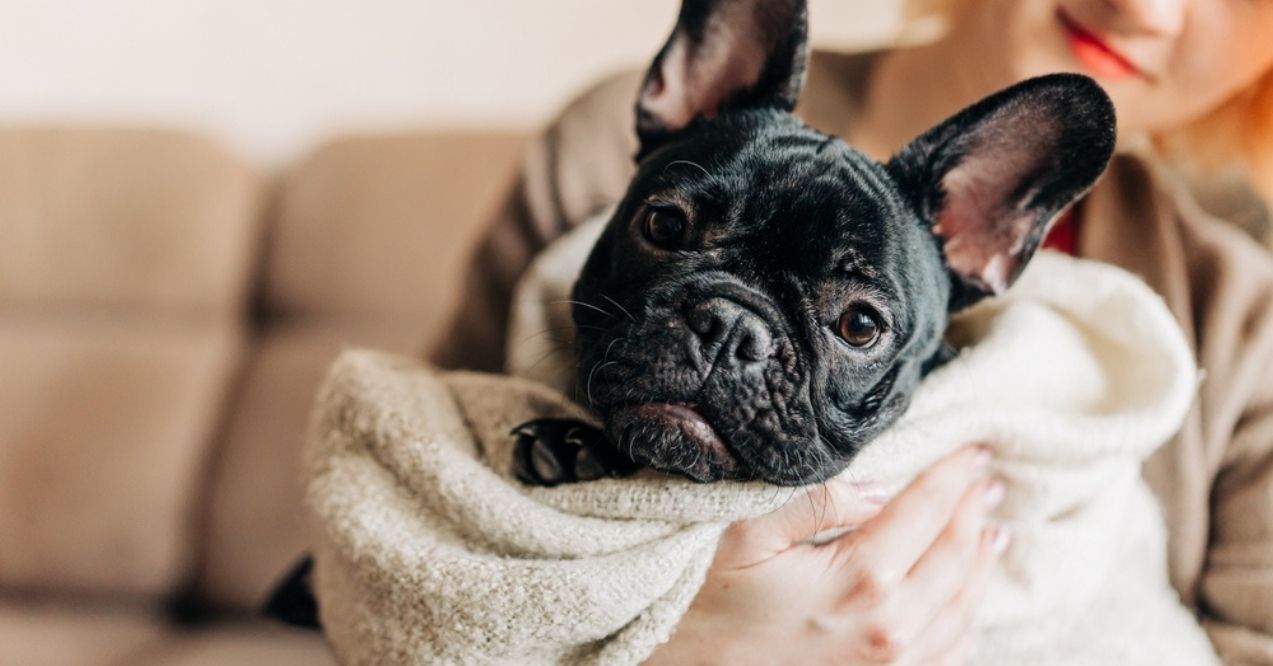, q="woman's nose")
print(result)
[1102,0,1187,36]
